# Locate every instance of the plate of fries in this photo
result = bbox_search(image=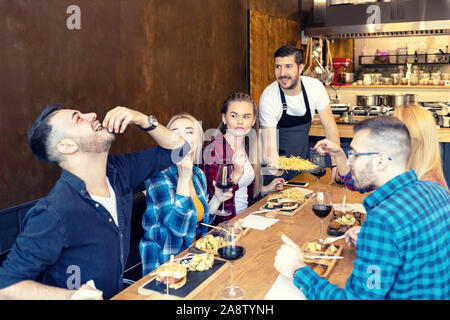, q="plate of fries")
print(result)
[266,155,321,173]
